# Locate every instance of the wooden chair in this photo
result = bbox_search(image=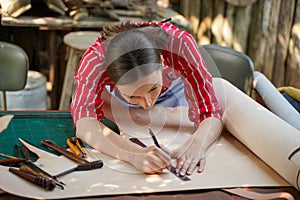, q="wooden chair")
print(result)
[199,44,254,96]
[0,41,29,110]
